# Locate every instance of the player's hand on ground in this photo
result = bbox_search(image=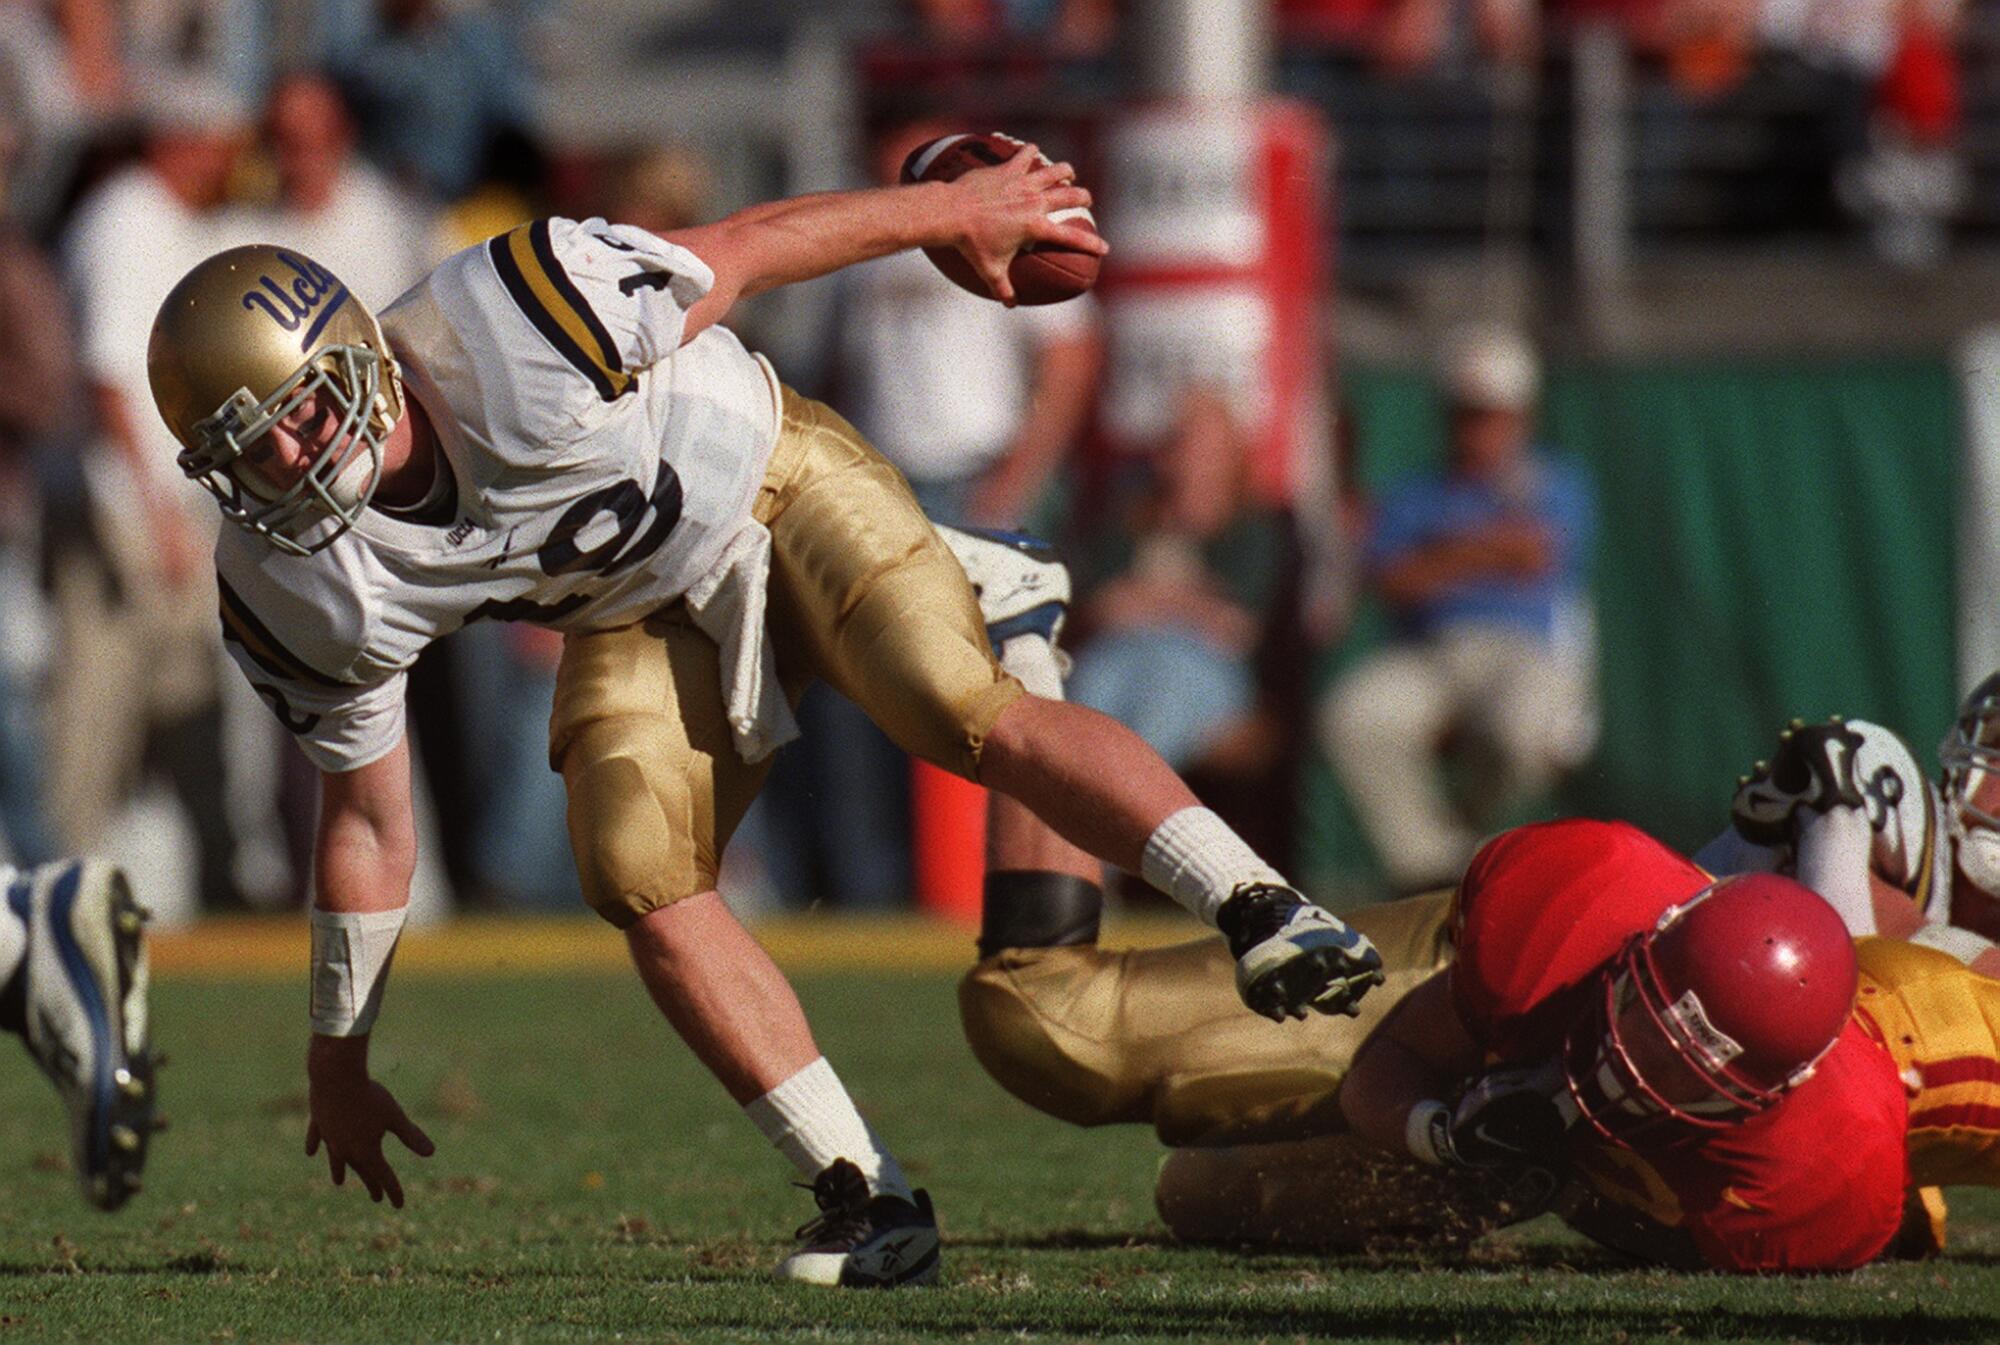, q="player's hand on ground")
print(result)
[1447,1061,1573,1170]
[1730,717,1867,845]
[305,1037,435,1208]
[950,143,1105,304]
